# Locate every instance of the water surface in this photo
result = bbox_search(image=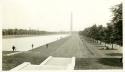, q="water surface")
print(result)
[2,34,69,51]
